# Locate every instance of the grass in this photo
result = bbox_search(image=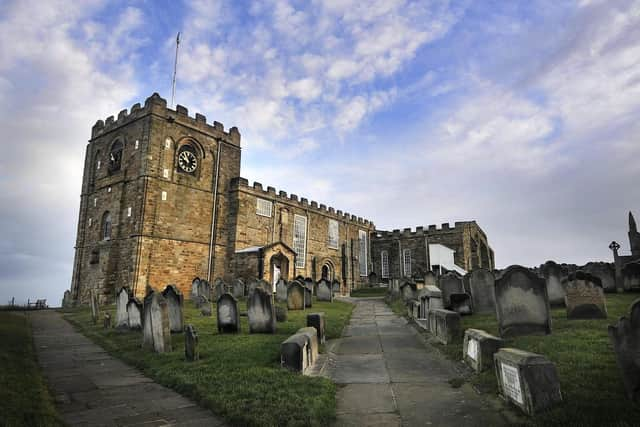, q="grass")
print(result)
[0,311,63,427]
[350,287,388,297]
[64,298,354,427]
[411,293,640,427]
